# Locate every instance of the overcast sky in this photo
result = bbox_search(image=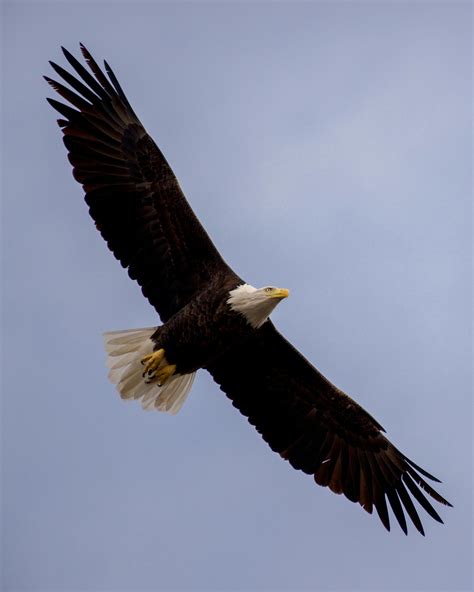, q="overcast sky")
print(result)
[2,2,472,591]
